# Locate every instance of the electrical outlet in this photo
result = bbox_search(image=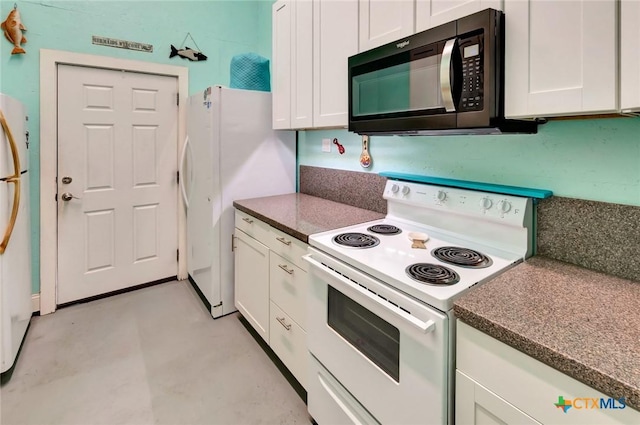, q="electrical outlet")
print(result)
[322,138,331,152]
